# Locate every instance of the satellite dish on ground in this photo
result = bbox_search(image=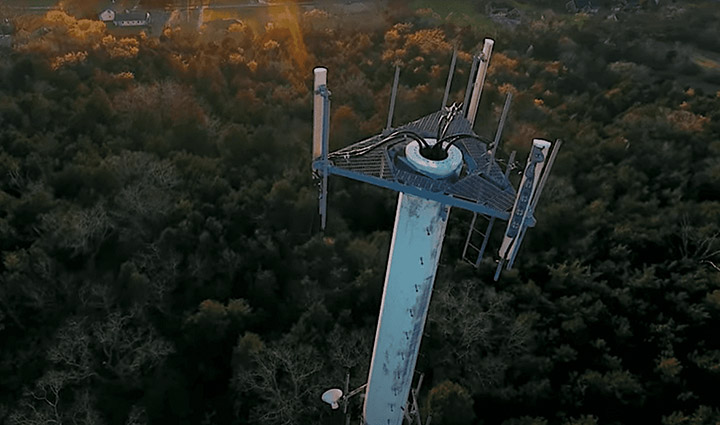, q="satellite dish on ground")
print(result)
[321,388,343,409]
